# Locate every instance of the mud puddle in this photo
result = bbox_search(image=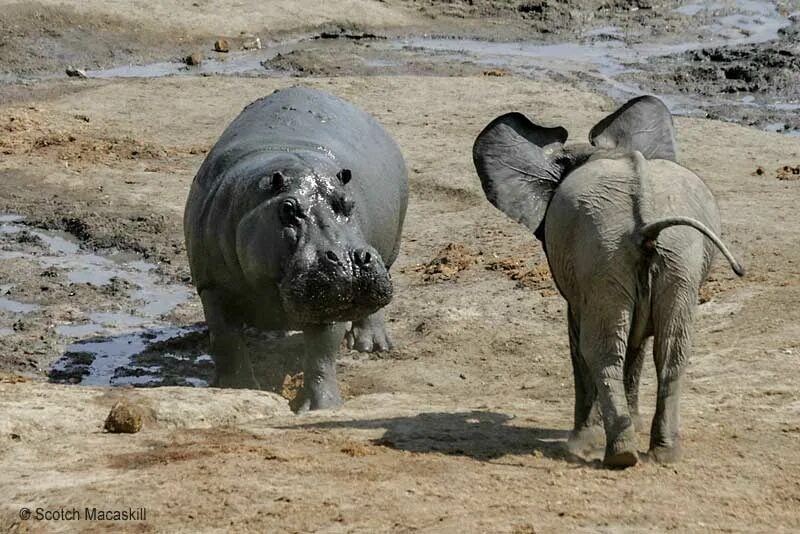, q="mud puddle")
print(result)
[0,215,214,386]
[82,33,384,79]
[50,325,213,387]
[83,39,308,79]
[395,0,797,134]
[64,0,796,136]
